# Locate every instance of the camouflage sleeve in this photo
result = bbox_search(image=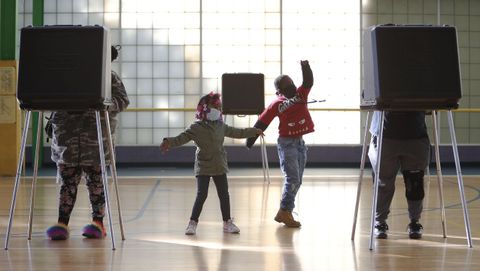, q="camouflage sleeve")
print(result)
[109,71,130,113]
